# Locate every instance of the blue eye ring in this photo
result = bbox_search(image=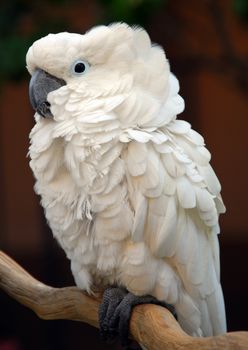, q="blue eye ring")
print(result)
[71,59,90,75]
